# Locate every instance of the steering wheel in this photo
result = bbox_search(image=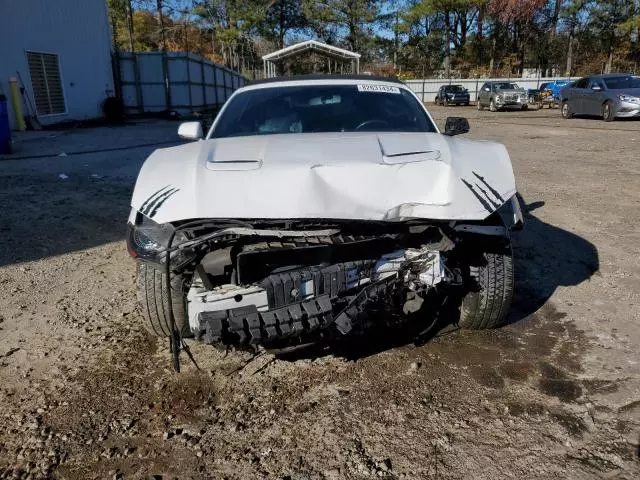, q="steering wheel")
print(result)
[355,119,392,131]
